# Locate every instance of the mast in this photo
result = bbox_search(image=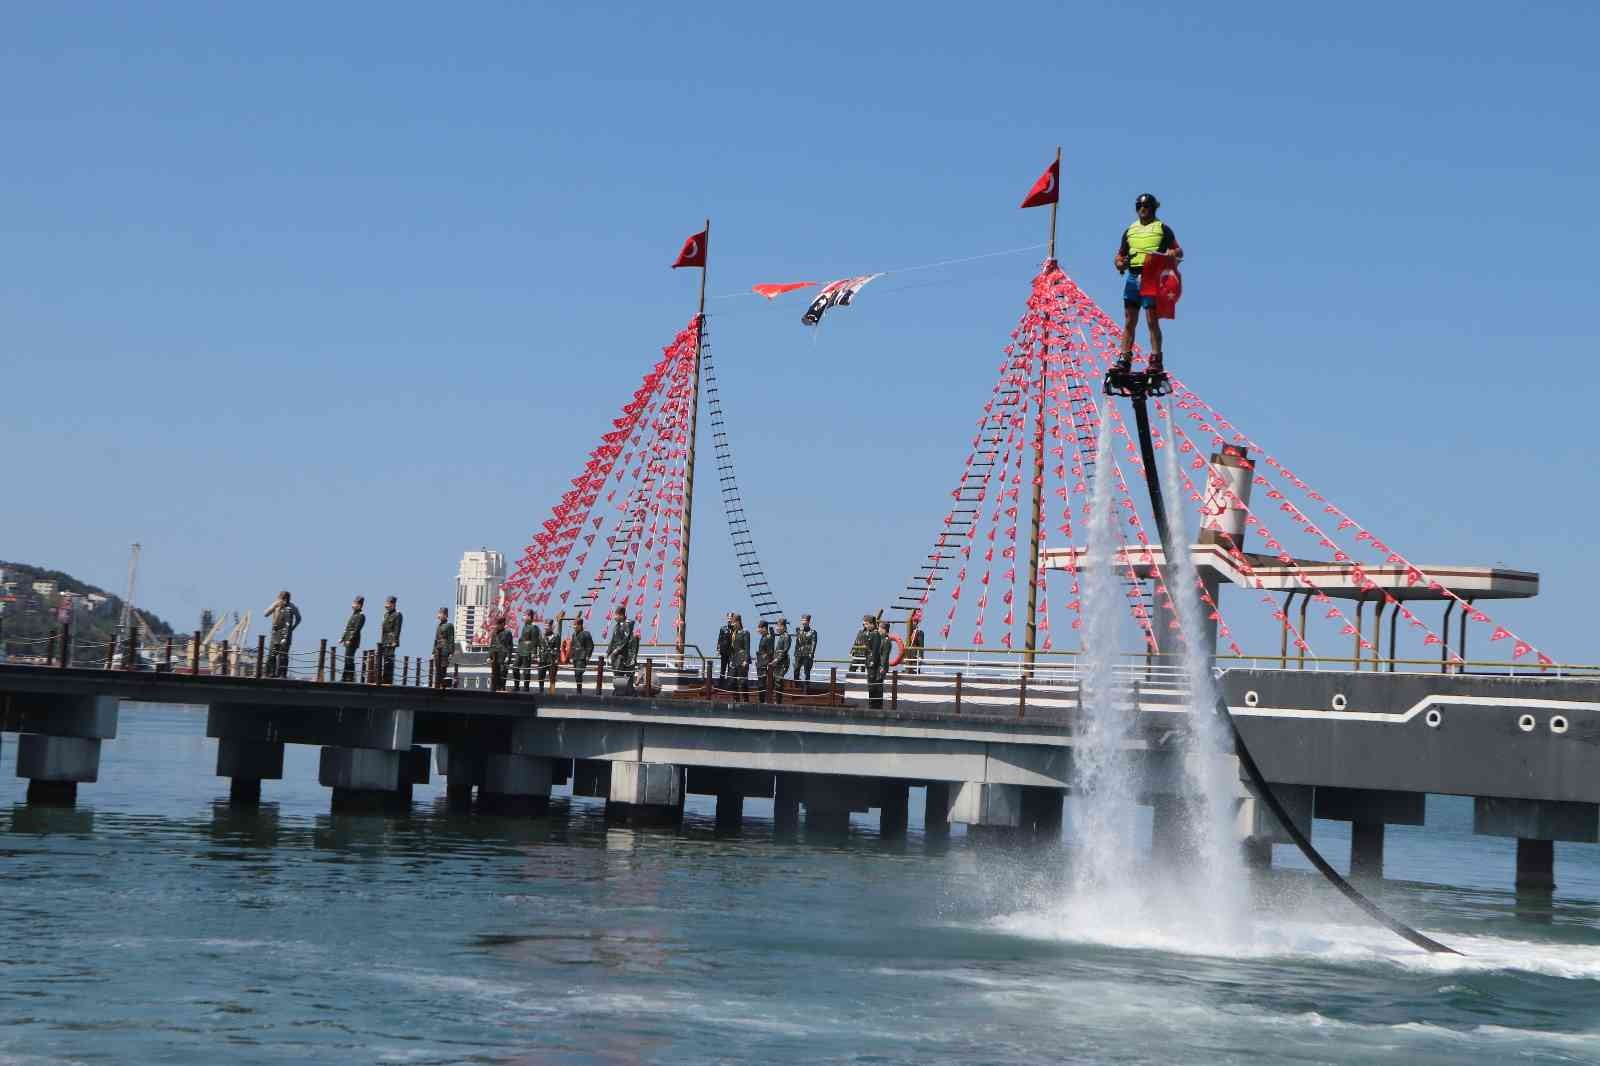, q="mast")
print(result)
[1024,147,1060,671]
[674,218,708,663]
[119,542,141,638]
